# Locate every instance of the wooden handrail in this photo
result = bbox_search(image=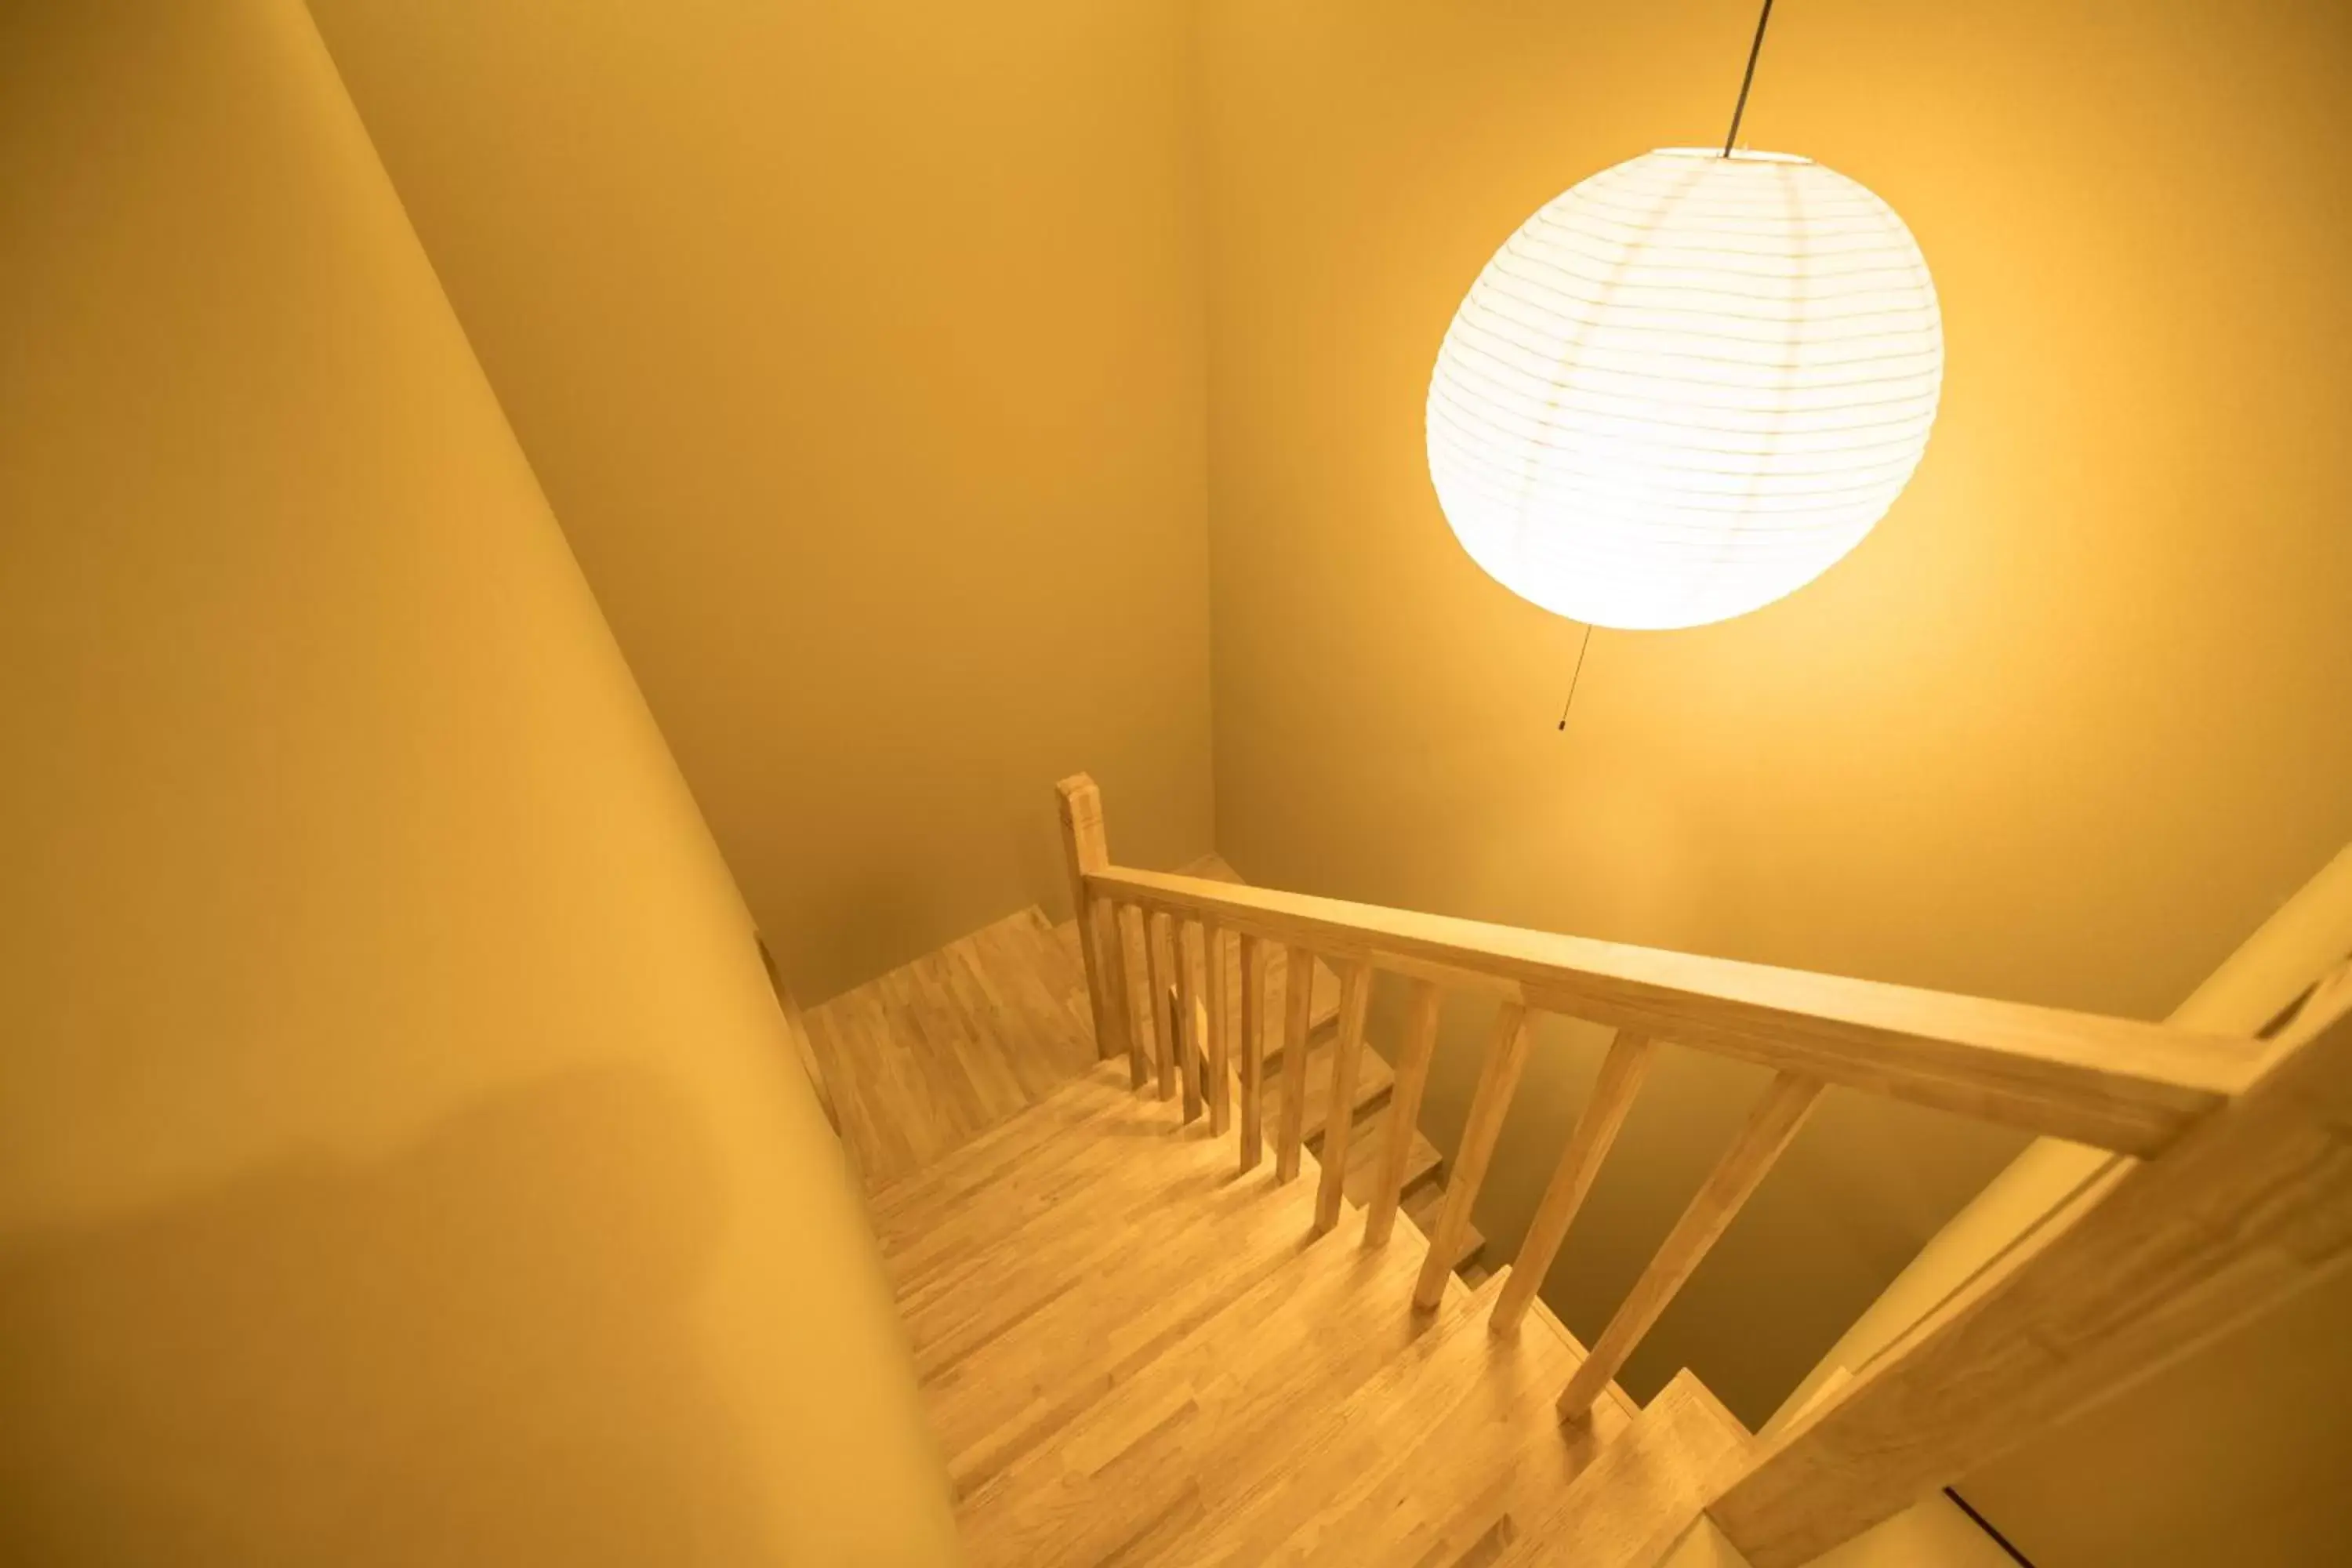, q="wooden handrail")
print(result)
[1054,778,2350,1567]
[1086,864,2263,1156]
[1709,960,2352,1566]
